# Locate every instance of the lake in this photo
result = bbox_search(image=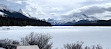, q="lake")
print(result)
[0,26,111,49]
